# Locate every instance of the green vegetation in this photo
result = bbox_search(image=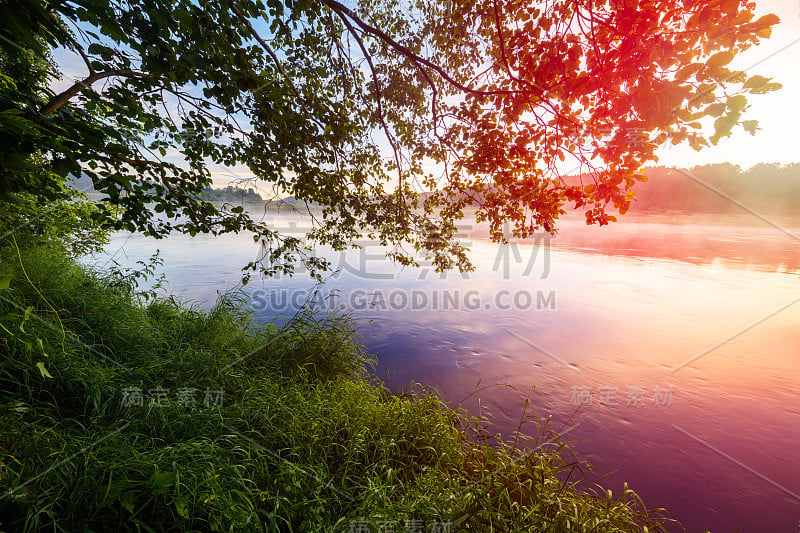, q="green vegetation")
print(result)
[0,243,670,532]
[1,1,781,275]
[202,186,264,204]
[0,190,113,258]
